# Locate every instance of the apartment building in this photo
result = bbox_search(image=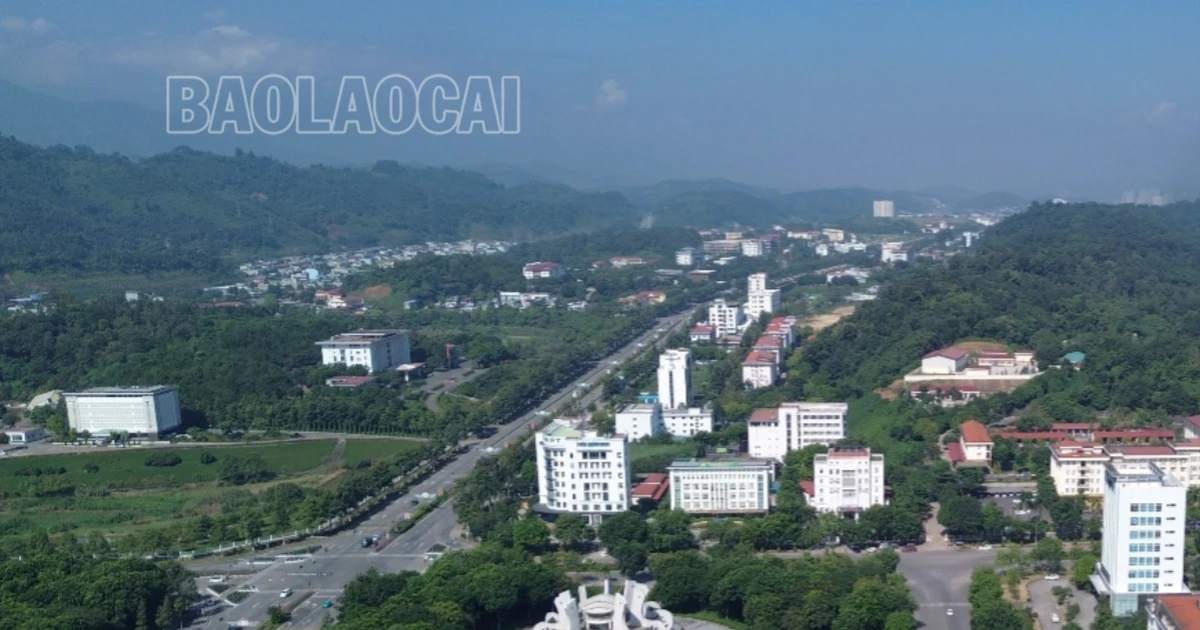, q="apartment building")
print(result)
[1095,462,1188,616]
[535,419,632,525]
[64,386,182,438]
[812,447,886,516]
[747,402,849,461]
[741,351,778,389]
[1051,441,1200,497]
[658,349,694,410]
[763,316,796,347]
[873,200,895,218]
[880,242,909,263]
[746,272,781,319]
[316,329,411,373]
[689,324,716,344]
[708,299,744,336]
[668,458,774,515]
[615,403,663,441]
[675,247,698,266]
